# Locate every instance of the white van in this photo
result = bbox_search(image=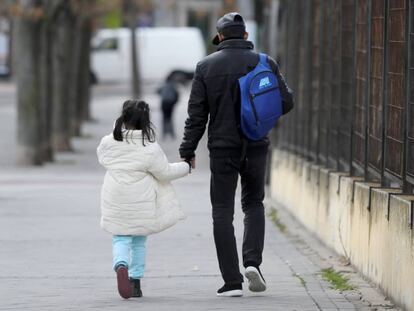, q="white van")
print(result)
[91,27,206,84]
